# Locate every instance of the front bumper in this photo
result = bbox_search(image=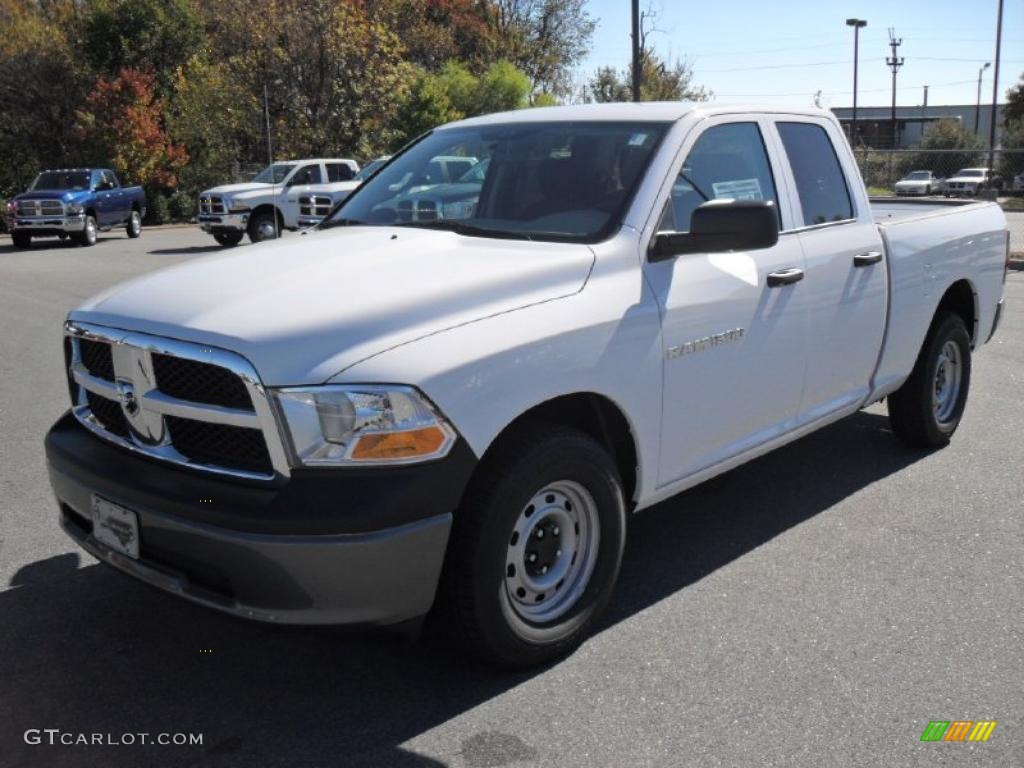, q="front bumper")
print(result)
[297,216,325,228]
[199,213,249,233]
[45,412,477,625]
[11,213,85,234]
